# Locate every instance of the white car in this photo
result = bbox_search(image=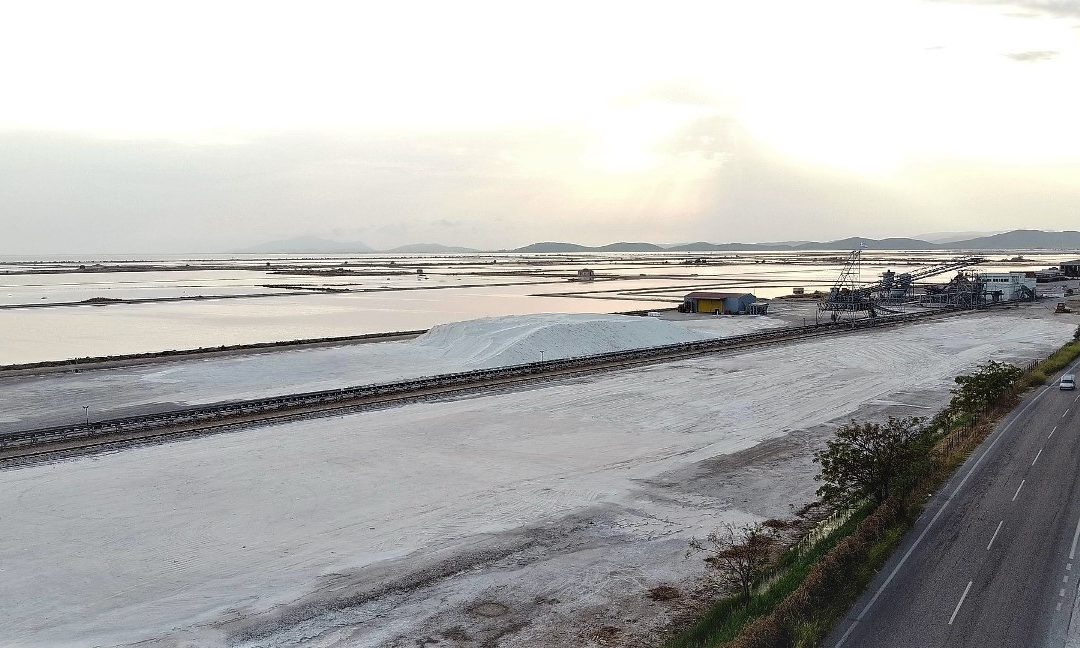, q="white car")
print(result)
[1062,374,1077,391]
